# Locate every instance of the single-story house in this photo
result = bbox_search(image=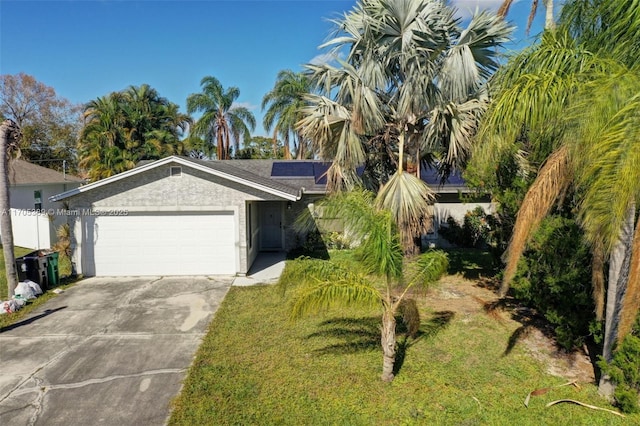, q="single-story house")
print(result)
[49,156,491,277]
[3,159,84,249]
